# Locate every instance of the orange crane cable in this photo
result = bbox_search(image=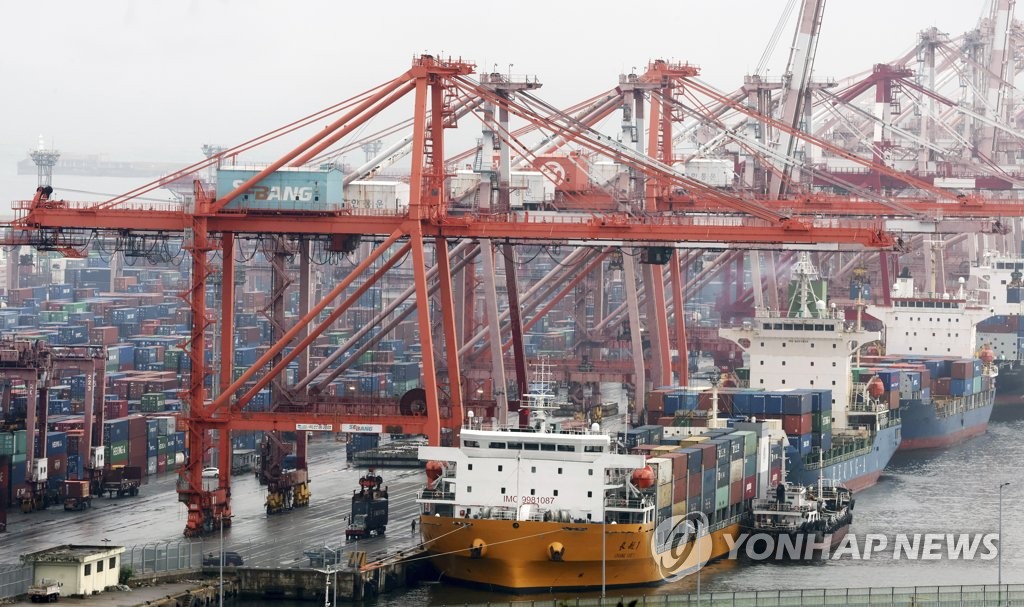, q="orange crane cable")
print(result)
[514,88,775,208]
[94,78,404,211]
[474,80,786,223]
[682,78,959,205]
